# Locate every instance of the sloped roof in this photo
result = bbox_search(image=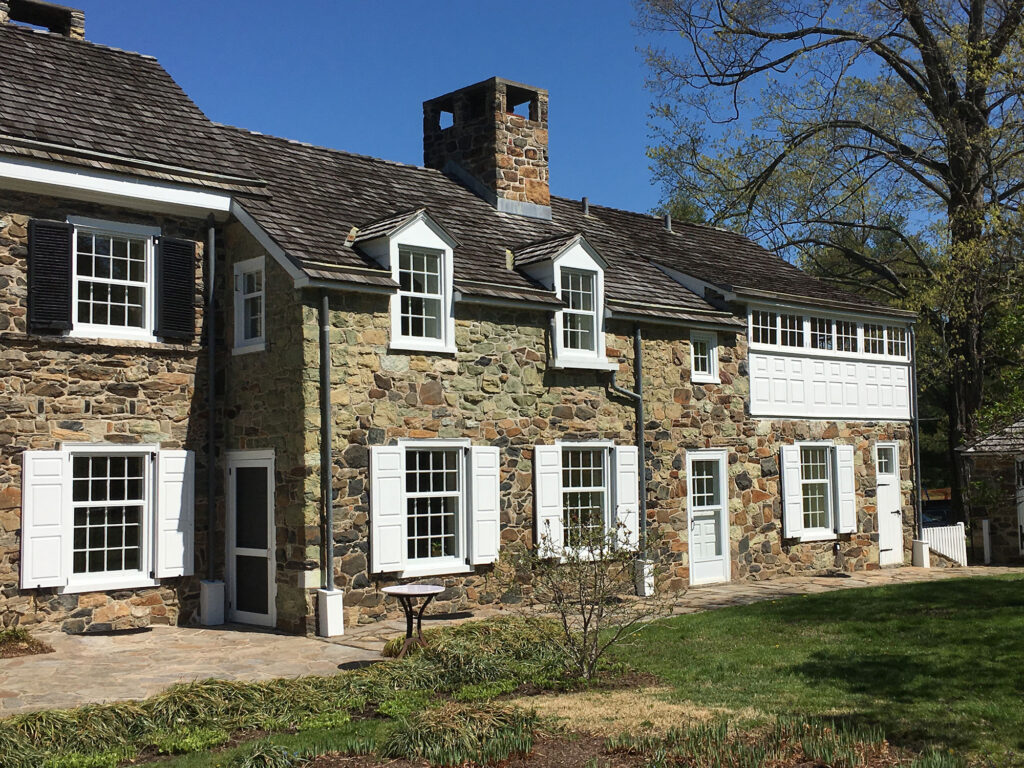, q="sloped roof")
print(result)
[0,24,262,191]
[962,420,1024,454]
[222,126,740,324]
